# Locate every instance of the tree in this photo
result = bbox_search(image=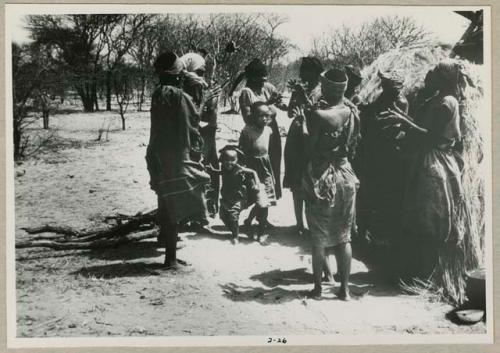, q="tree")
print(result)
[113,63,136,130]
[101,14,155,111]
[27,15,119,112]
[13,44,41,158]
[311,15,430,68]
